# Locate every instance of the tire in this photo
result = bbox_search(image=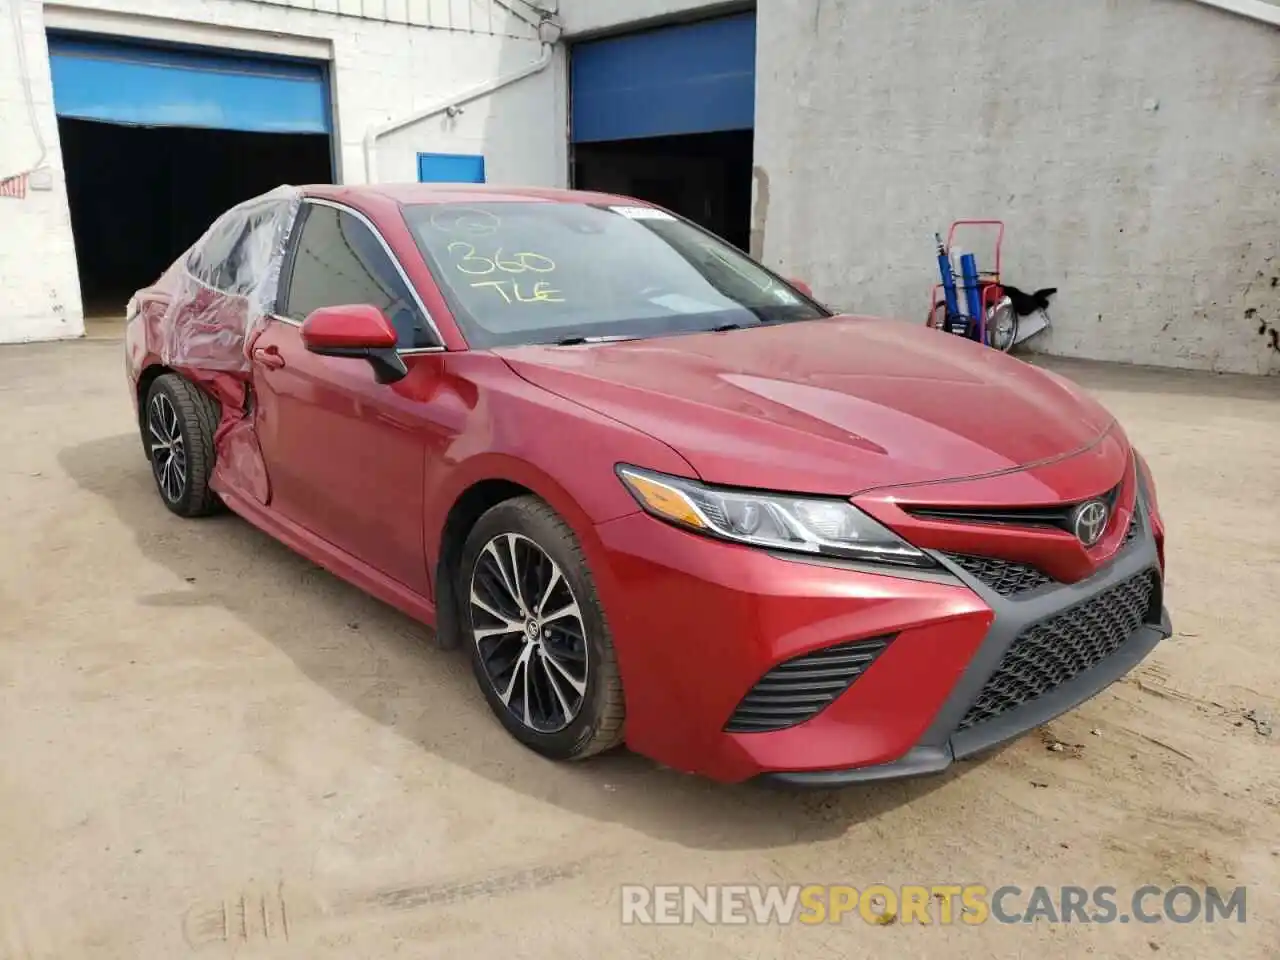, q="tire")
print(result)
[459,496,625,761]
[986,298,1019,352]
[144,373,222,518]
